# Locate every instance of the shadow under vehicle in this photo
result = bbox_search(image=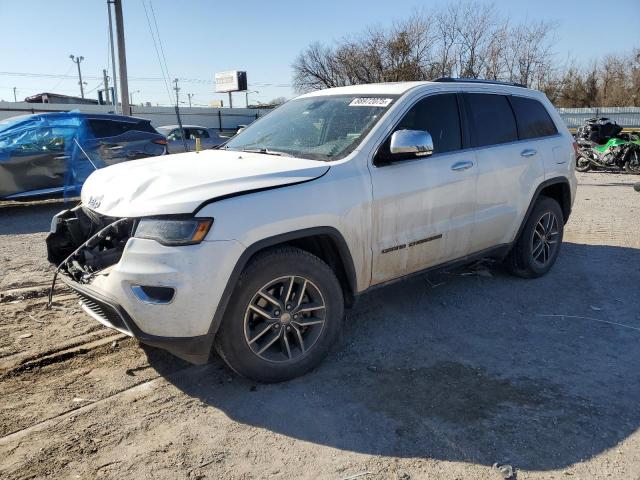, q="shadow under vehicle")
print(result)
[0,112,167,200]
[145,242,640,474]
